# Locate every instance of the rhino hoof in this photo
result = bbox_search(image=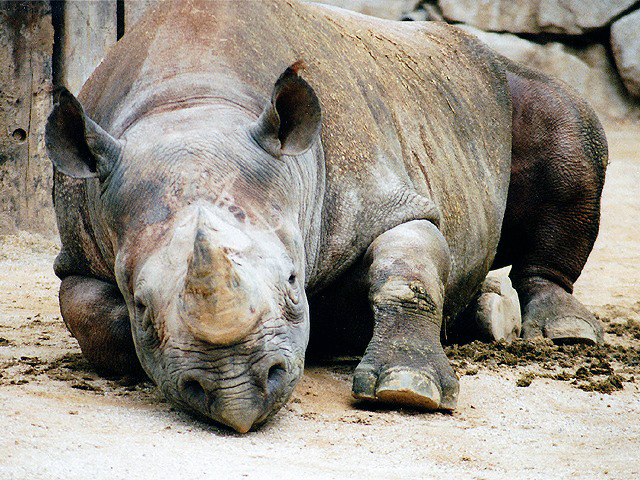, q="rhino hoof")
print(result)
[523,316,600,345]
[521,288,603,345]
[375,368,442,410]
[352,365,456,411]
[351,365,378,401]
